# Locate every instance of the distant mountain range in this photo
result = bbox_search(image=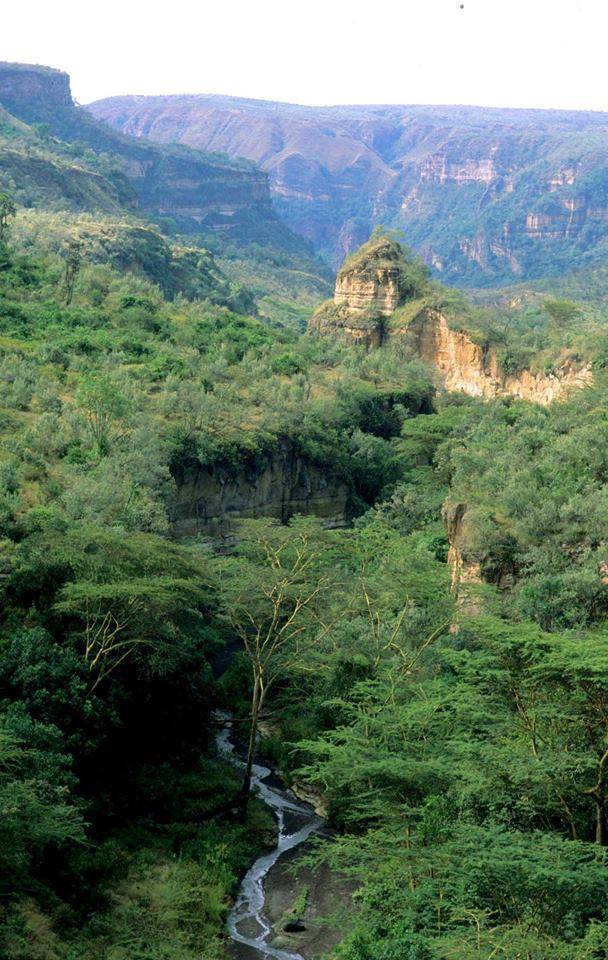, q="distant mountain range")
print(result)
[89,94,608,285]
